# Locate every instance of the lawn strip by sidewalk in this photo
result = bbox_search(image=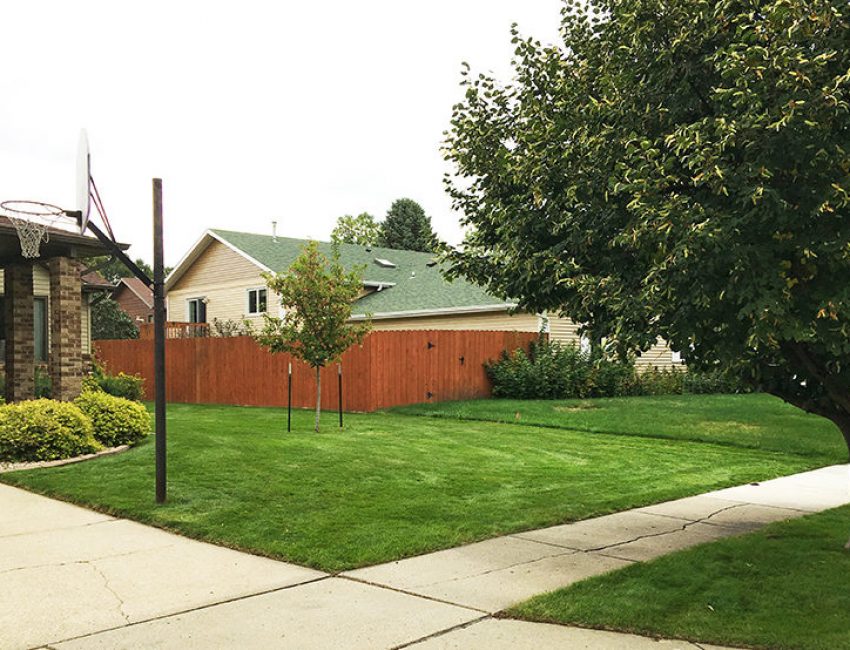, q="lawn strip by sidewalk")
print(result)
[508,503,850,650]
